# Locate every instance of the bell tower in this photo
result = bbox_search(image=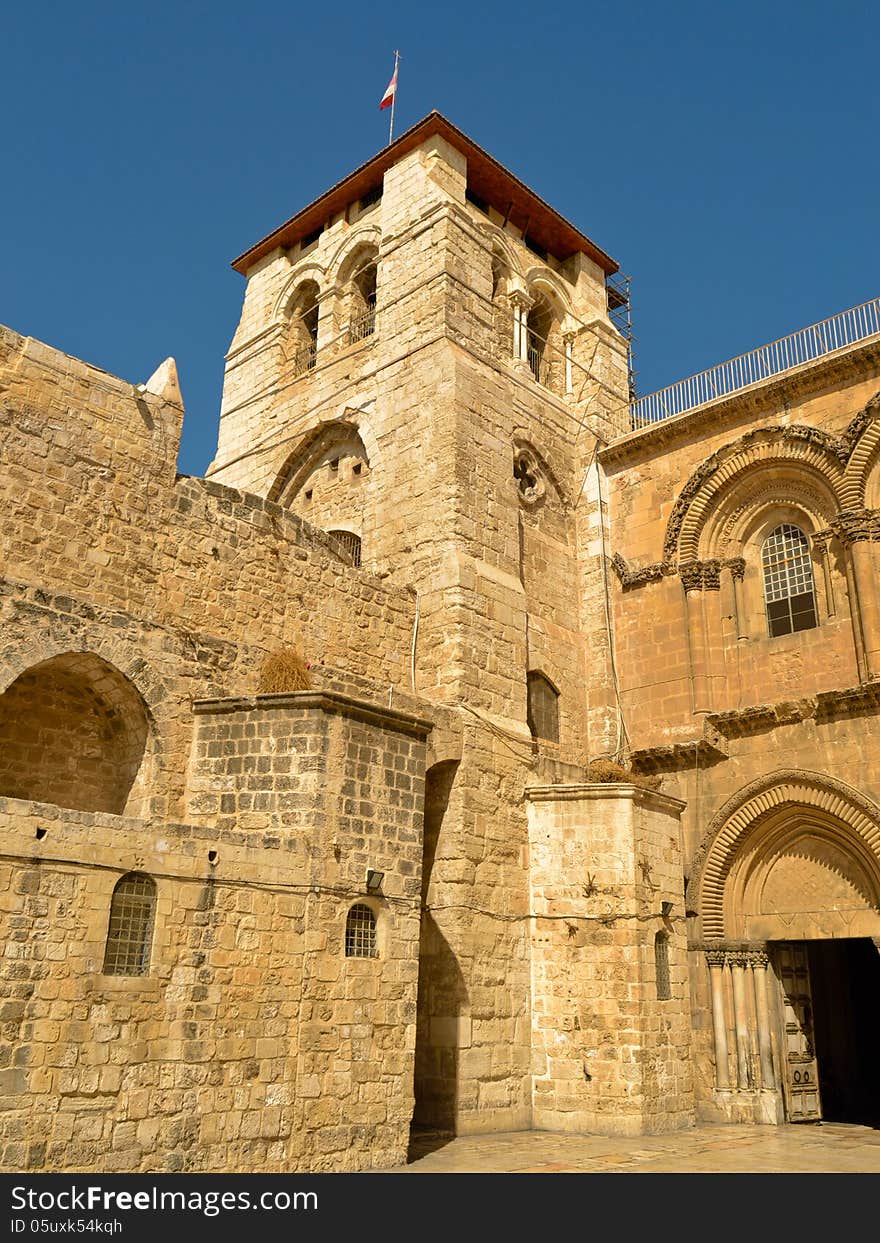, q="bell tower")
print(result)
[209,112,629,750]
